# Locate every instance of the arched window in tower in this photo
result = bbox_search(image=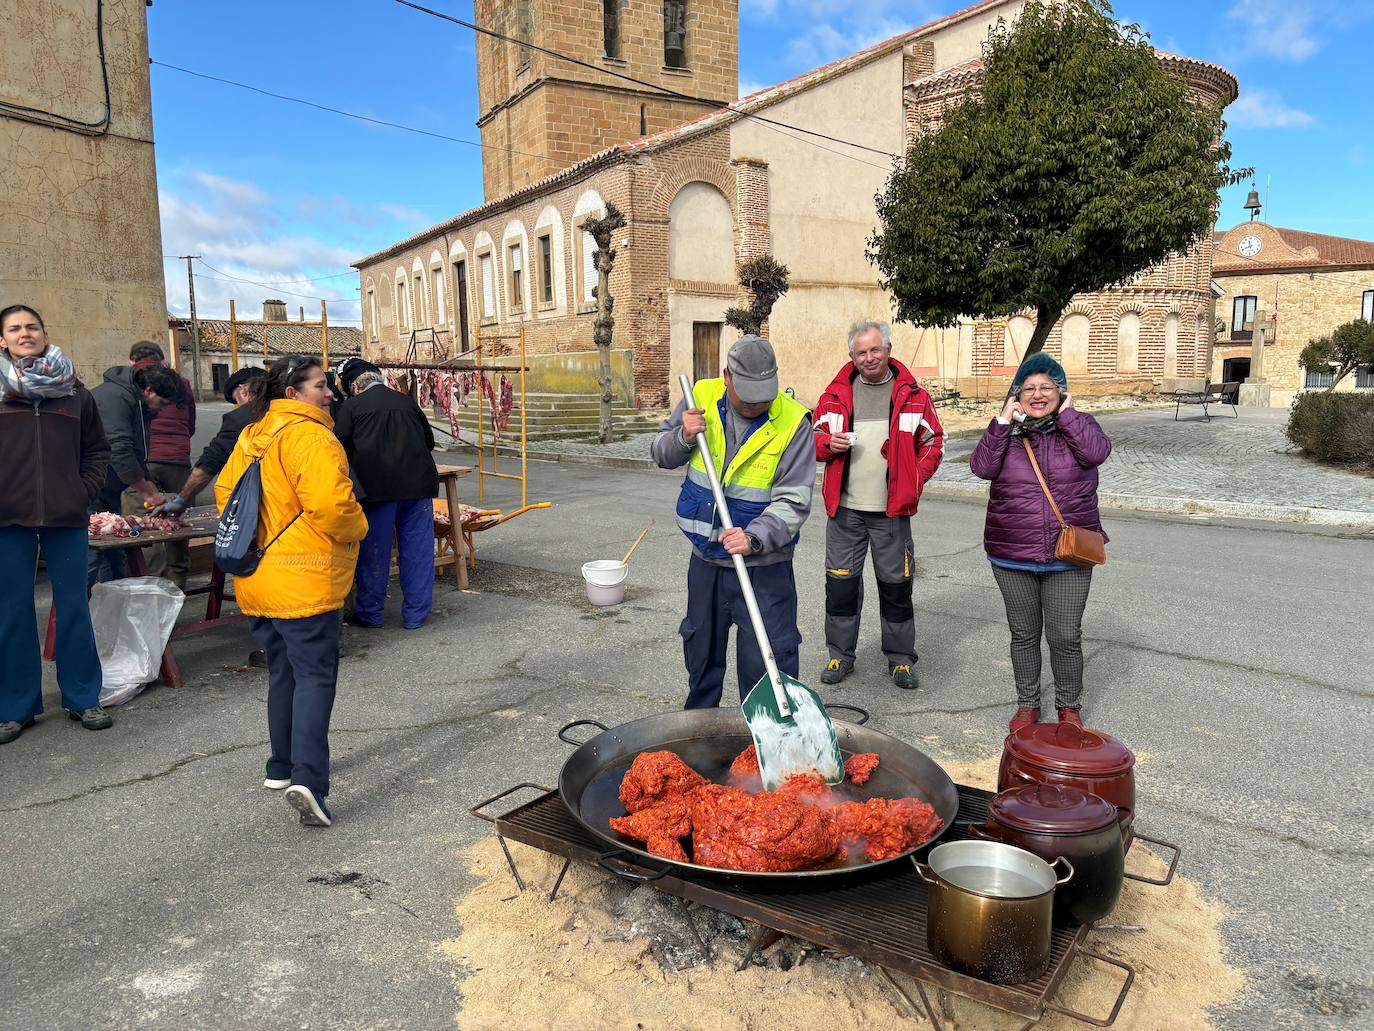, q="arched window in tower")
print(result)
[603,0,621,59]
[516,1,533,72]
[664,1,687,68]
